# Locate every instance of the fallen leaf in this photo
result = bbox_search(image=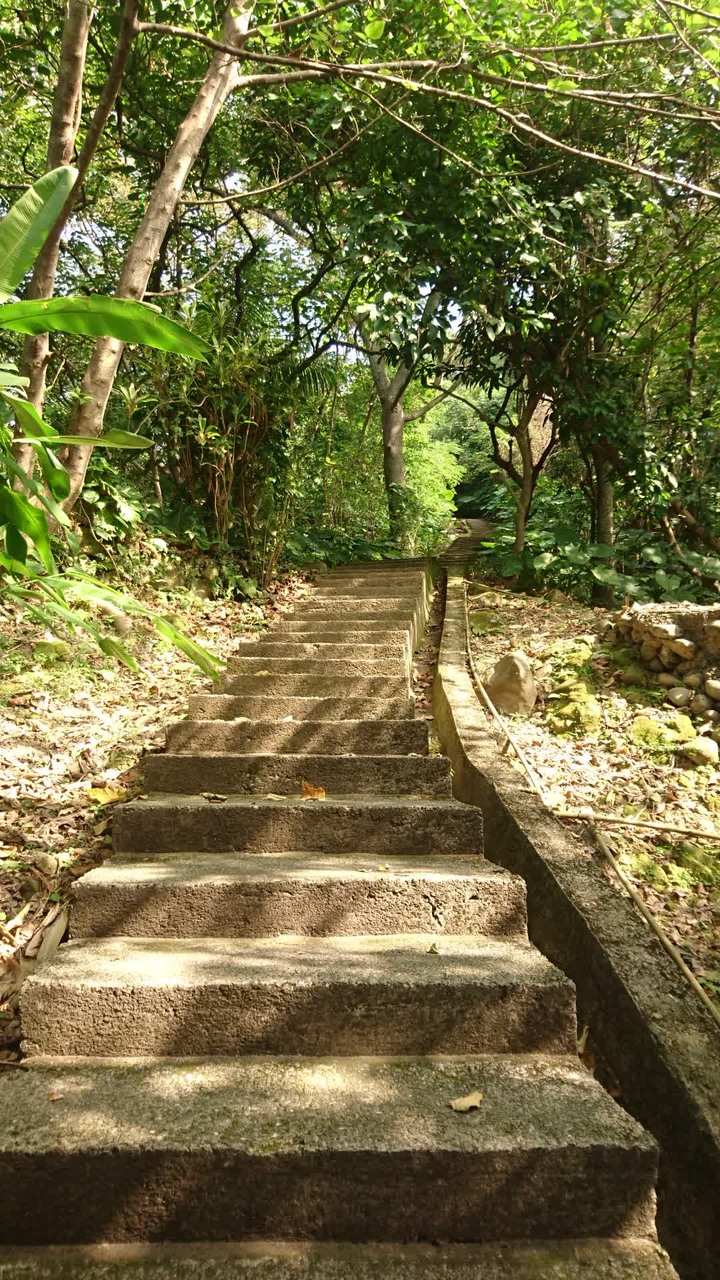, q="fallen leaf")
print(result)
[255,670,271,676]
[87,785,126,805]
[48,1090,63,1102]
[449,1091,484,1113]
[201,792,227,803]
[265,793,286,801]
[301,779,326,800]
[427,942,440,955]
